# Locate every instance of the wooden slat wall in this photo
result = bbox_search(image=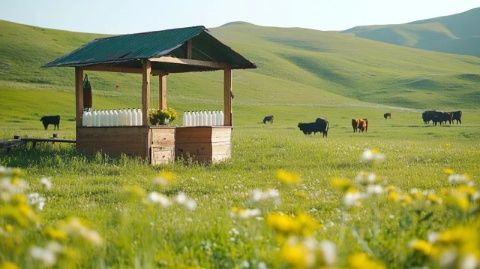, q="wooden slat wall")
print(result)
[77,127,149,157]
[175,126,232,163]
